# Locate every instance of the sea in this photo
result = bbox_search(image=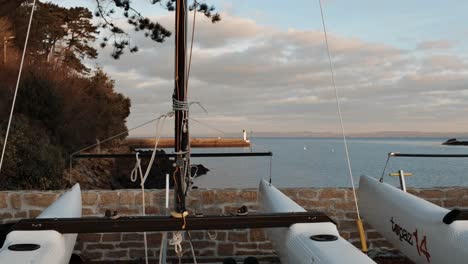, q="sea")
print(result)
[184,137,468,189]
